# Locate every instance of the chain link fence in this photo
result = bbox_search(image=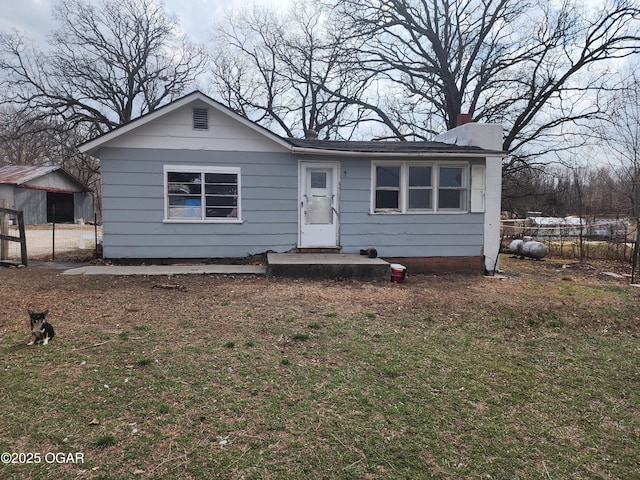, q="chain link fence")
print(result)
[501,218,634,261]
[0,222,102,263]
